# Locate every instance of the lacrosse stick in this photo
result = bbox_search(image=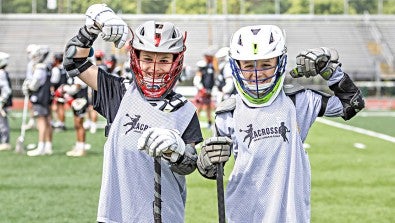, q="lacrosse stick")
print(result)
[217,162,225,223]
[213,128,226,223]
[0,105,6,118]
[15,94,29,154]
[153,154,162,223]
